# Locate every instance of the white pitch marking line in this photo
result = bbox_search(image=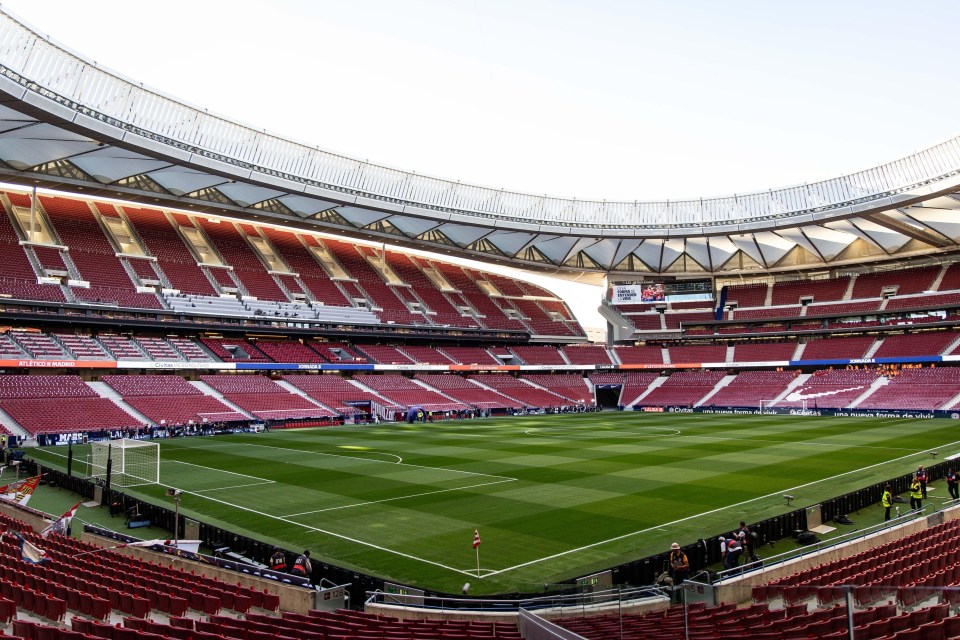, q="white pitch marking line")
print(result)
[677,434,916,451]
[164,459,274,482]
[192,481,276,493]
[483,434,960,578]
[282,477,517,517]
[228,442,517,482]
[524,427,682,438]
[163,484,477,578]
